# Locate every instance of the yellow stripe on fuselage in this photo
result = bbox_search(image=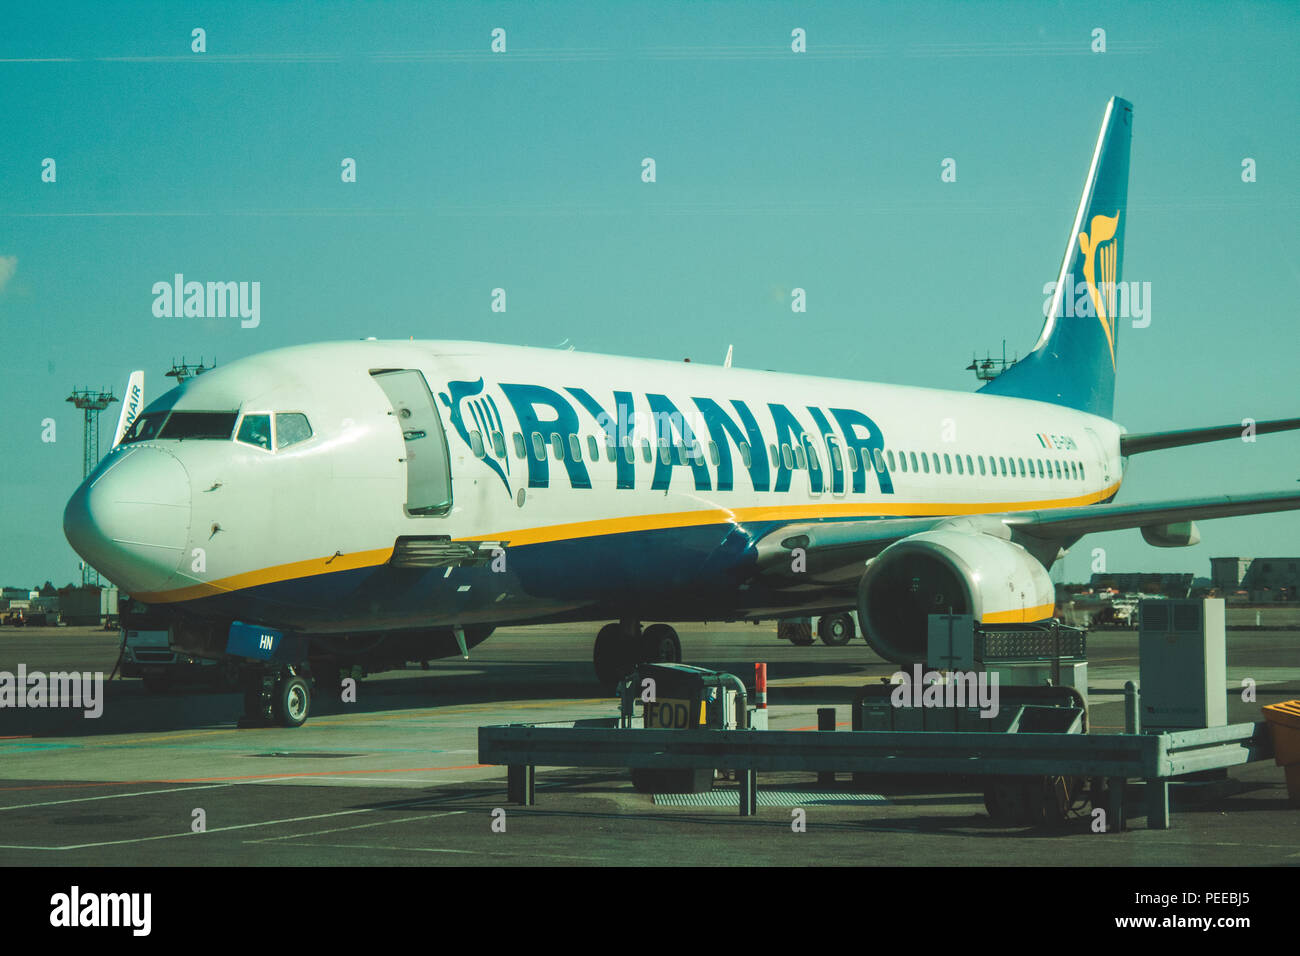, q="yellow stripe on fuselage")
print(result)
[982,602,1058,624]
[469,482,1120,547]
[133,547,396,604]
[135,482,1120,604]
